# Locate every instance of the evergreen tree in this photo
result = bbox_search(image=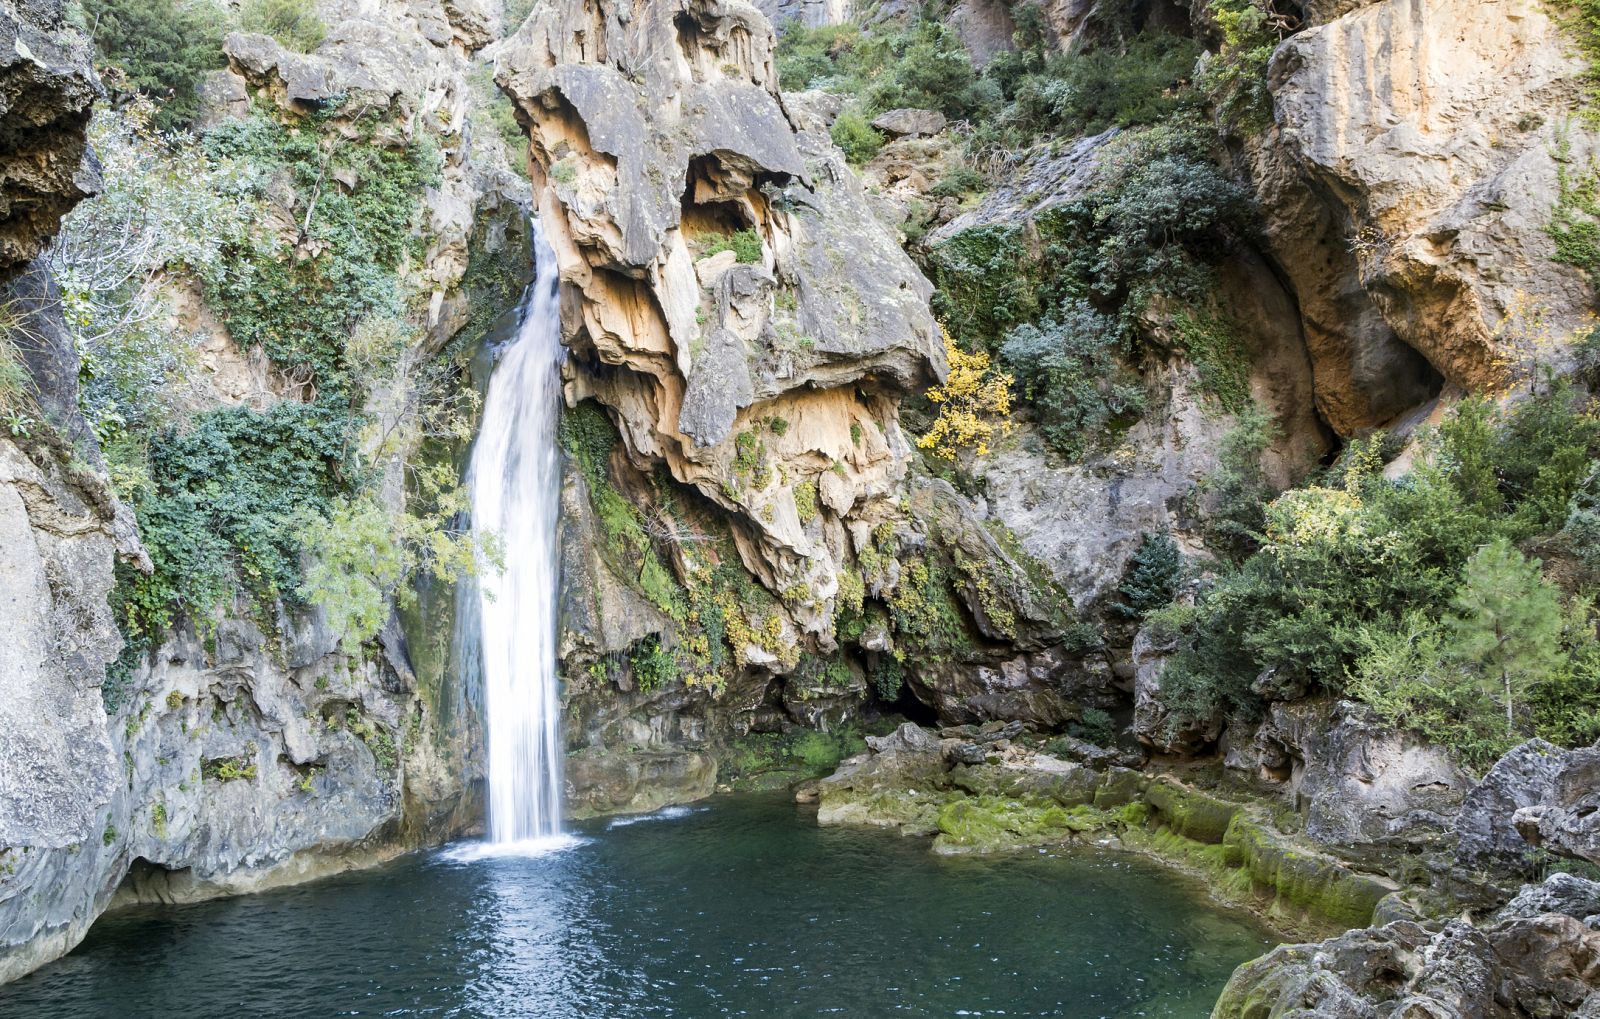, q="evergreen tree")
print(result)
[1448,538,1563,735]
[1113,531,1181,619]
